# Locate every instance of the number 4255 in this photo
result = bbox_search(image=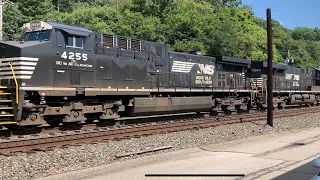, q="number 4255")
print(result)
[61,51,88,61]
